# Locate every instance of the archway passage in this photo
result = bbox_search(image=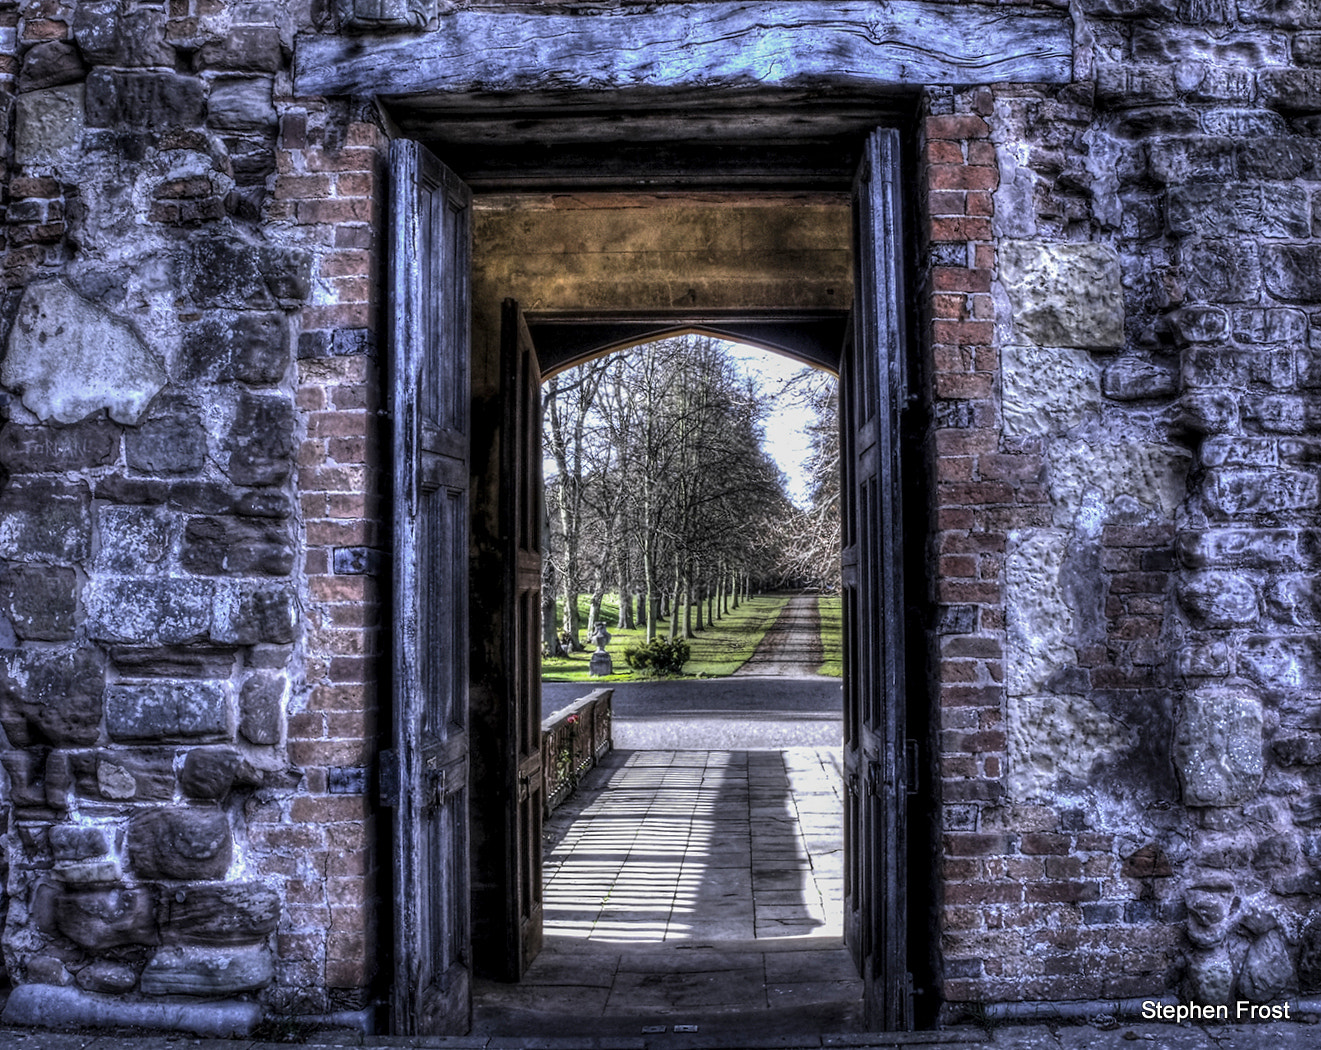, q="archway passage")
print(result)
[388,127,929,1036]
